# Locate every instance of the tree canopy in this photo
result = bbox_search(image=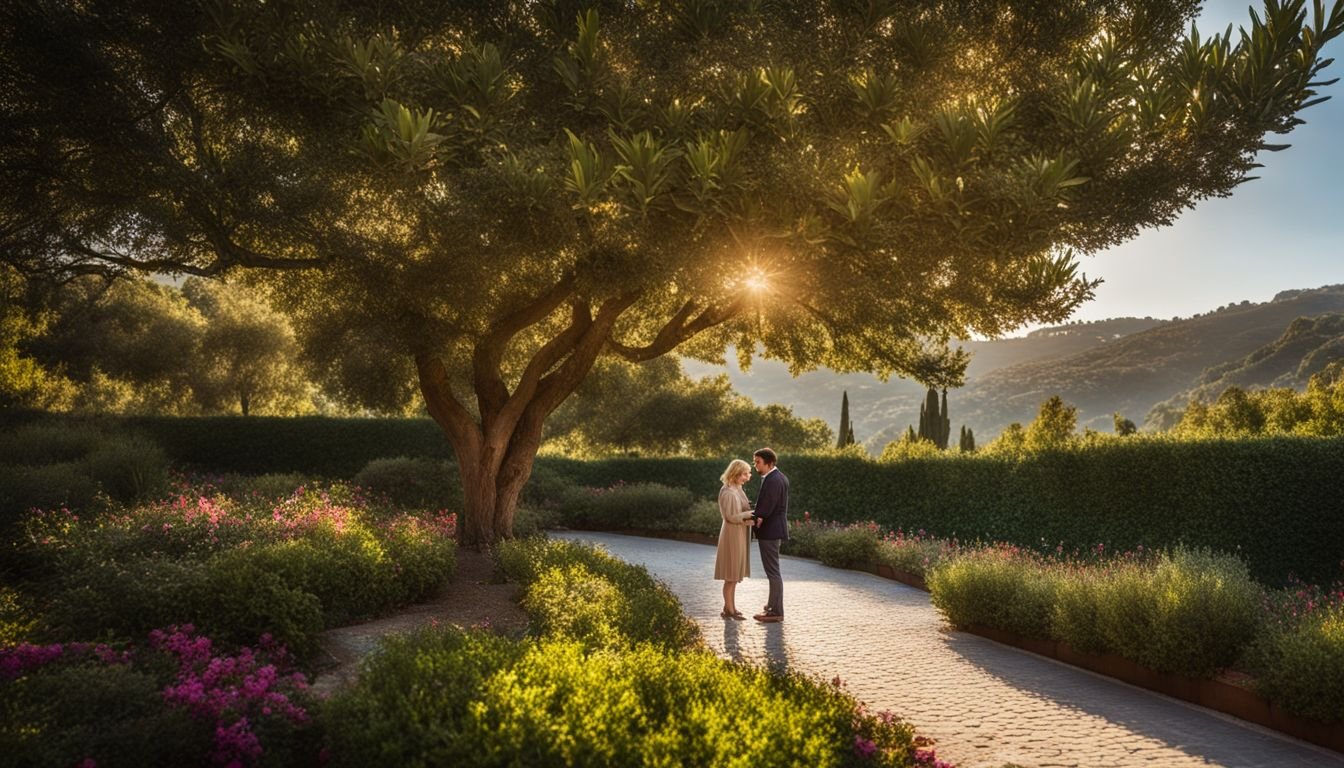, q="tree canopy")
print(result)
[3,0,1342,543]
